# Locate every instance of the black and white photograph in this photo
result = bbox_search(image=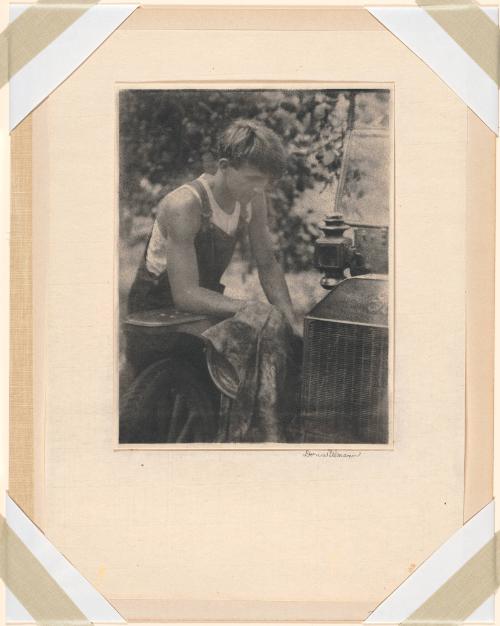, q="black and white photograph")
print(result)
[118,87,392,445]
